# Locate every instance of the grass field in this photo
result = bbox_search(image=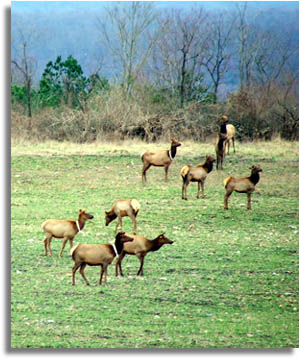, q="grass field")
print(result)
[10,138,298,348]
